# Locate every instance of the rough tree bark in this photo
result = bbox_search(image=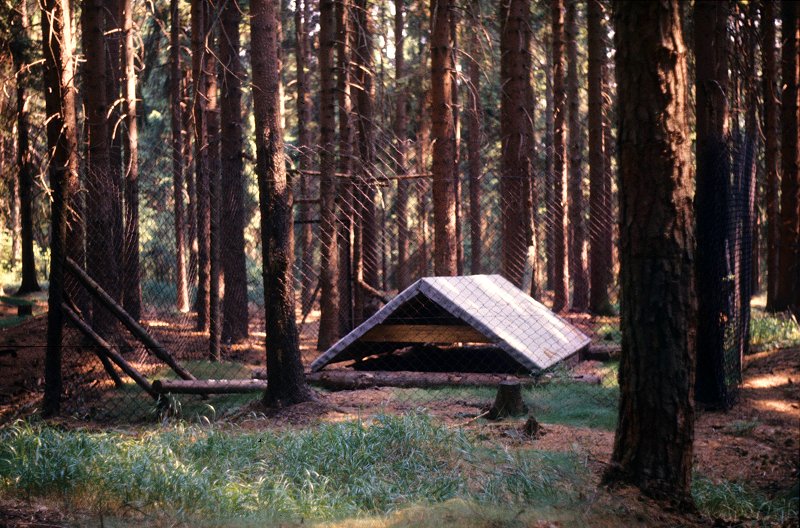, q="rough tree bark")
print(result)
[588,0,612,315]
[500,0,534,287]
[170,0,190,313]
[694,0,733,408]
[317,0,341,349]
[605,0,697,502]
[431,0,457,276]
[550,0,569,311]
[250,0,314,406]
[122,0,141,320]
[220,0,250,343]
[42,0,80,415]
[83,0,122,337]
[566,0,587,311]
[467,0,482,275]
[775,1,799,311]
[10,1,40,294]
